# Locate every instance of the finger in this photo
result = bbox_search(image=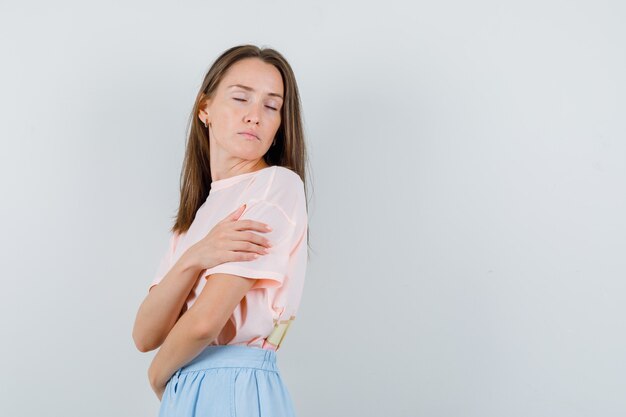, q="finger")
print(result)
[226,229,271,248]
[232,219,272,233]
[226,251,260,262]
[222,204,246,223]
[227,240,271,255]
[236,230,272,248]
[221,229,271,249]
